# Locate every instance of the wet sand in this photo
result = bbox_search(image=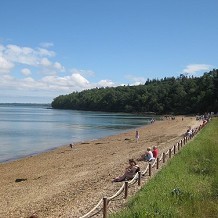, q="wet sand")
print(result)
[0,116,200,218]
